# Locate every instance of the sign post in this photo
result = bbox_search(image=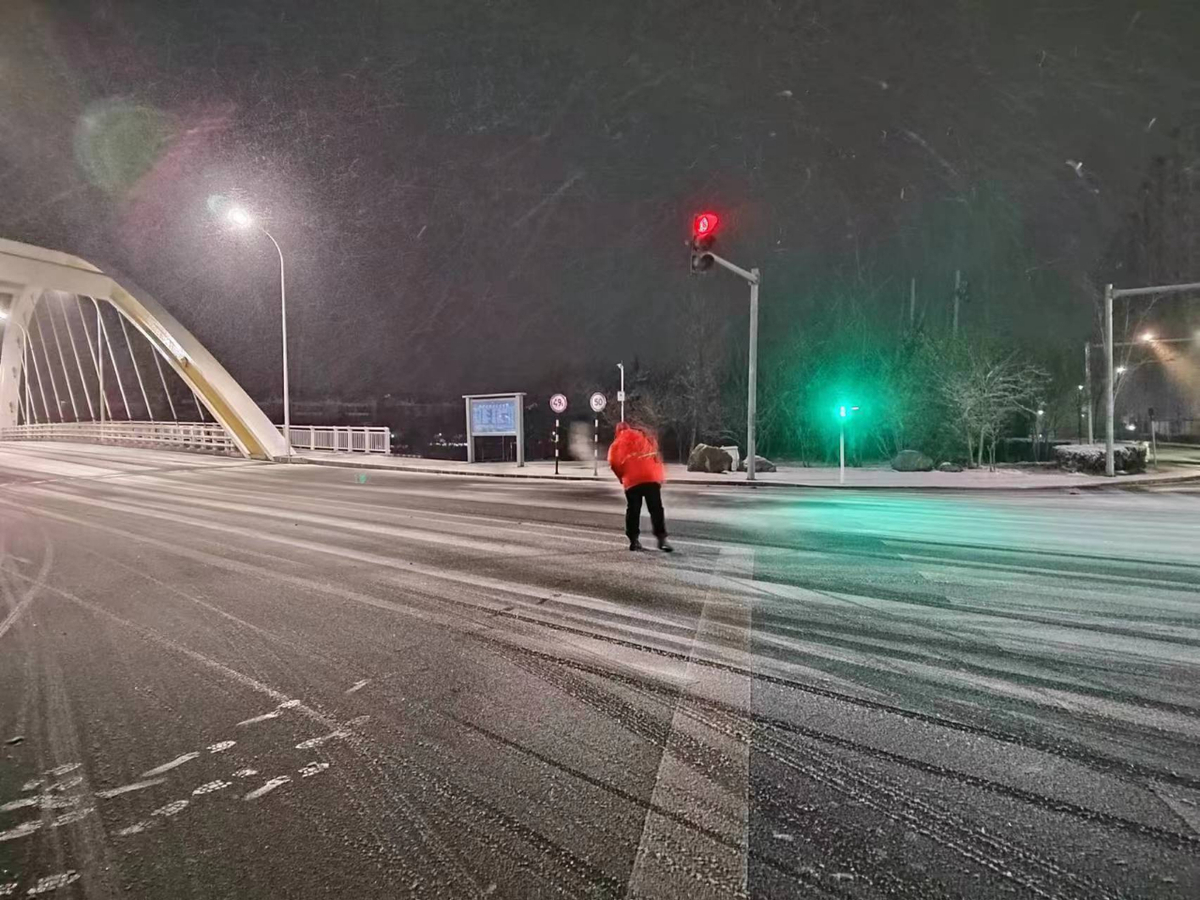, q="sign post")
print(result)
[1149,406,1158,469]
[463,393,526,466]
[837,404,859,485]
[617,362,625,422]
[549,393,568,475]
[589,392,607,477]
